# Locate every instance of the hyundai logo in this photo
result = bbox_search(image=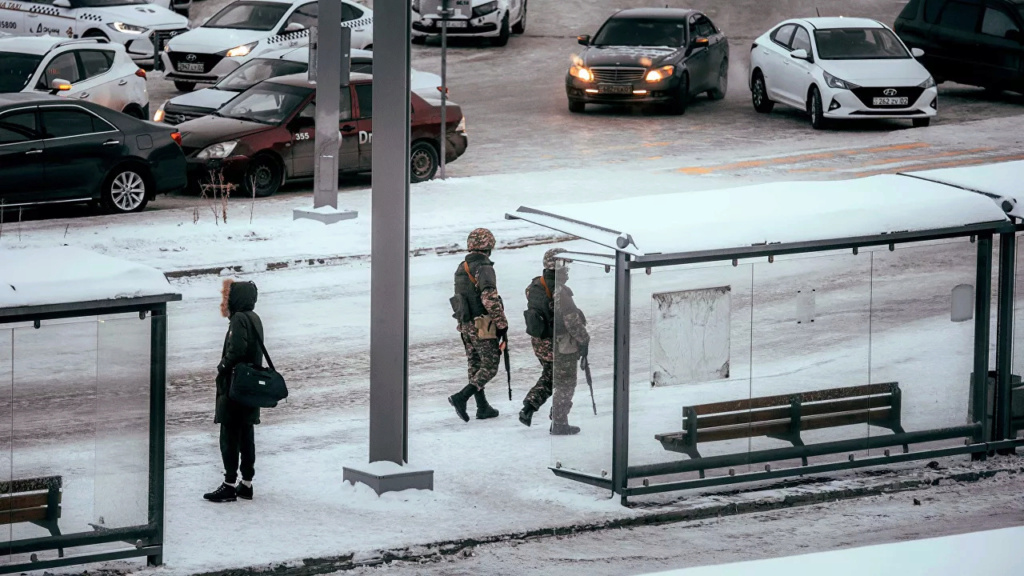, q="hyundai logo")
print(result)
[883,88,898,96]
[186,54,197,62]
